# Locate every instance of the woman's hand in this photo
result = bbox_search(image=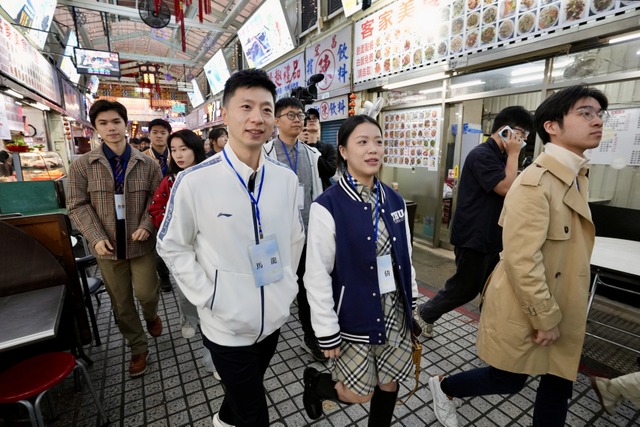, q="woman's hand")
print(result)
[323,347,341,359]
